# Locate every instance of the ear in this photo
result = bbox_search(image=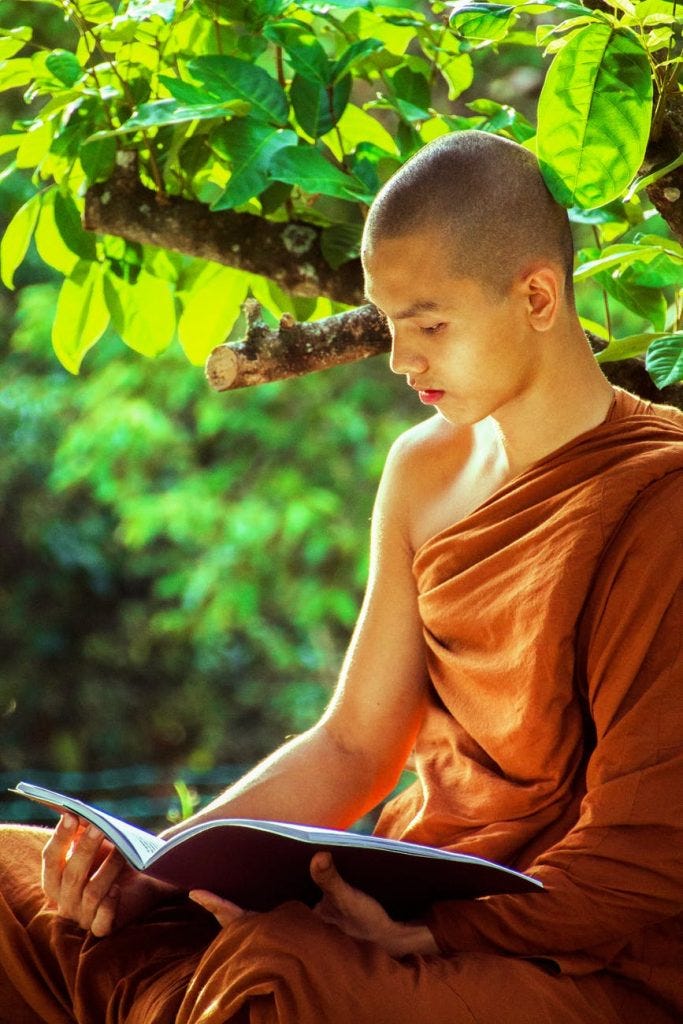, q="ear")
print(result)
[520,266,562,332]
